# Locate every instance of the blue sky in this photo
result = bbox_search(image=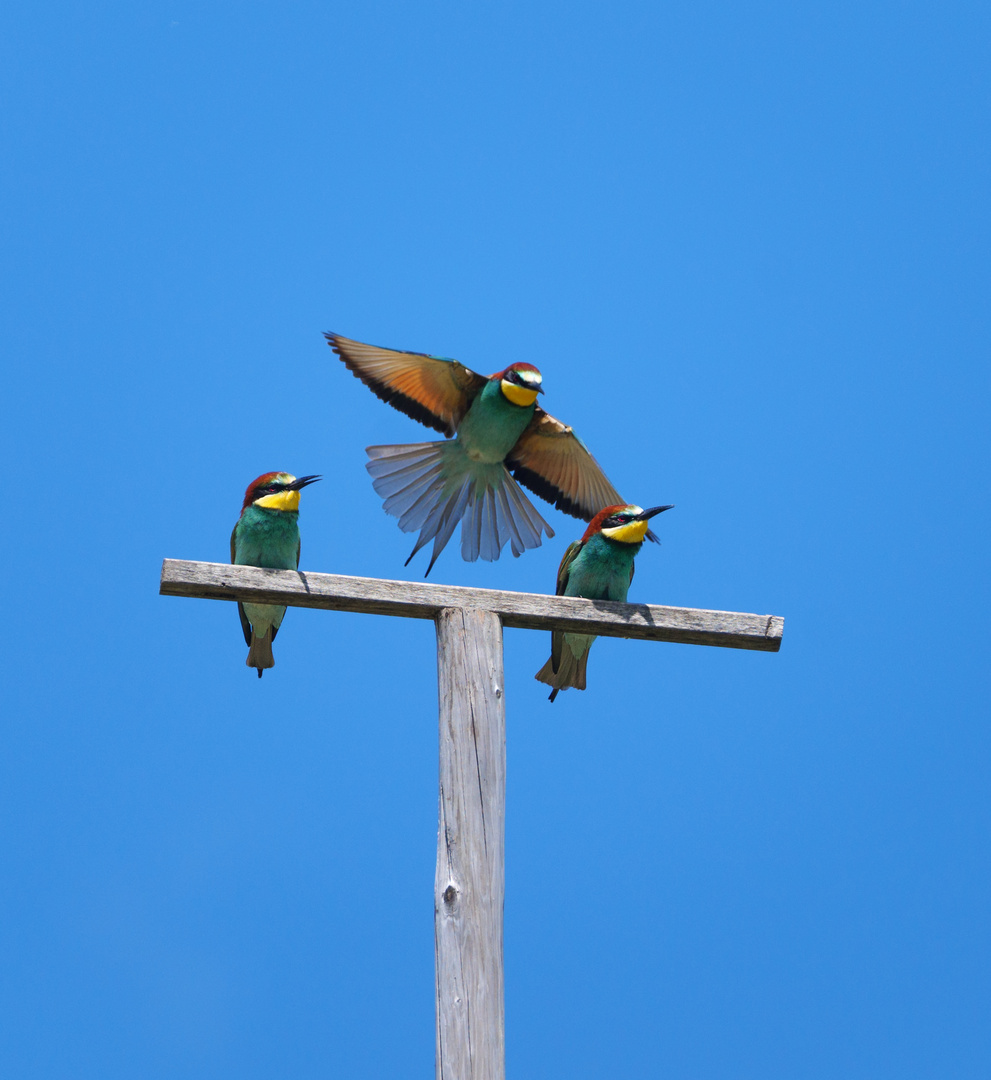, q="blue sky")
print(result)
[3,1,989,1076]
